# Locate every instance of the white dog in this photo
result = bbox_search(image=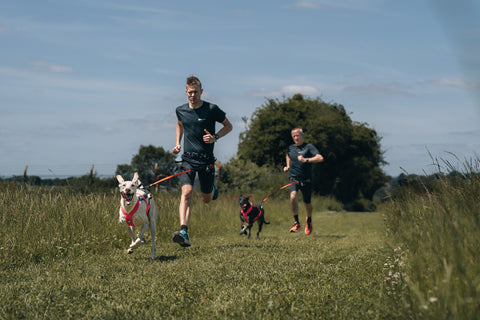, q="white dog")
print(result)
[116,172,158,259]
